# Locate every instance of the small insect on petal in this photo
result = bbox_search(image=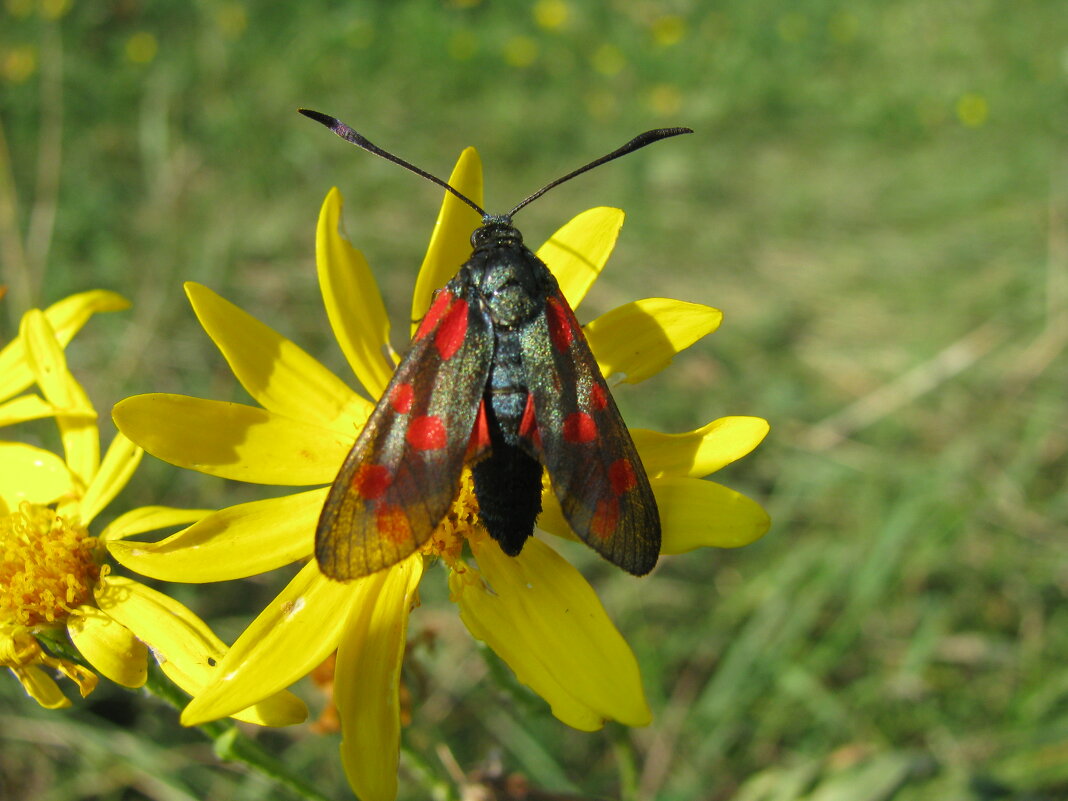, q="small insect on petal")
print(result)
[563,412,597,444]
[407,415,448,451]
